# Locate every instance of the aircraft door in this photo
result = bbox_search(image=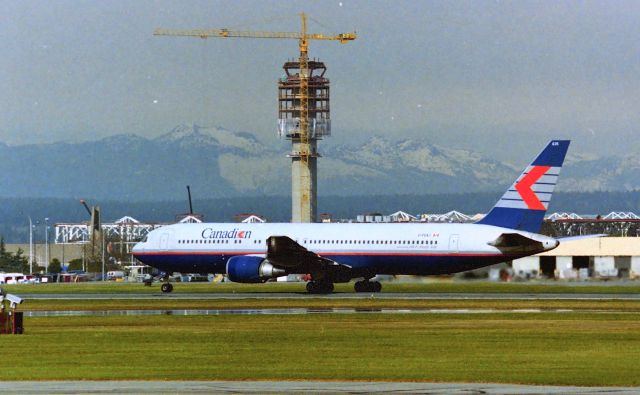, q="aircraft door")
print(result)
[449,234,459,253]
[159,233,170,251]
